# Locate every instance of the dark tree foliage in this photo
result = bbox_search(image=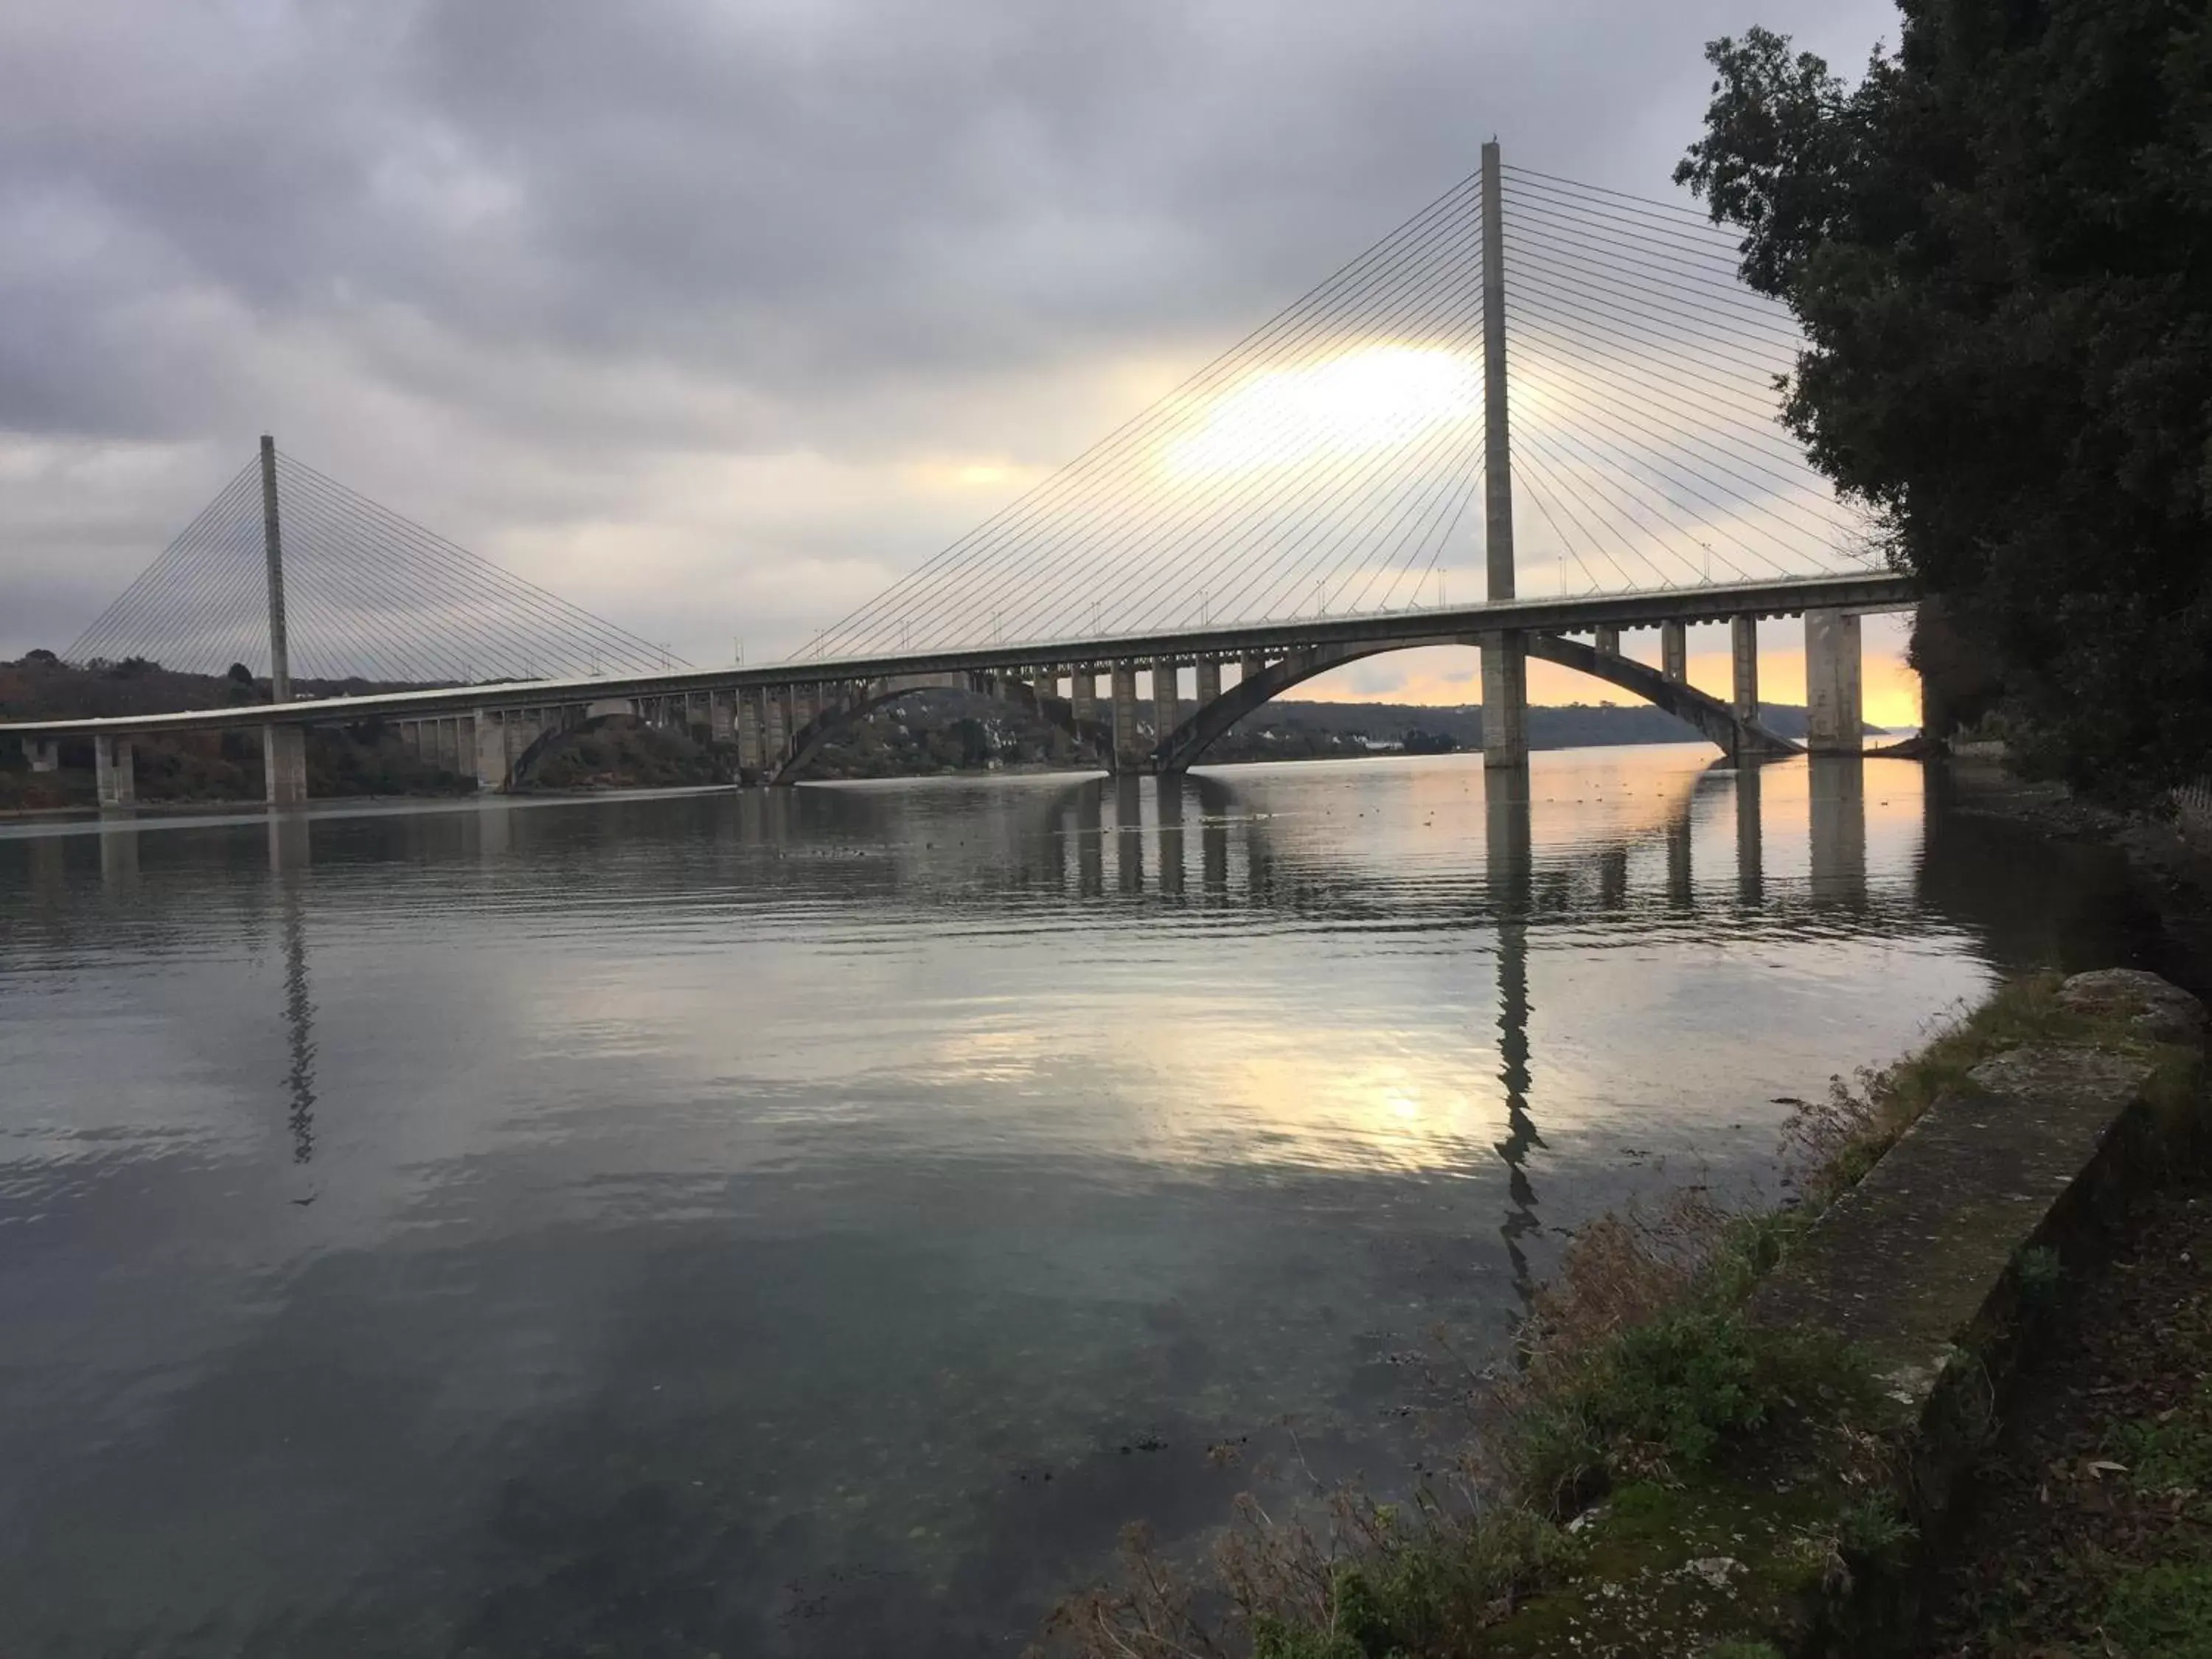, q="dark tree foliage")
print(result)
[1676,5,2212,795]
